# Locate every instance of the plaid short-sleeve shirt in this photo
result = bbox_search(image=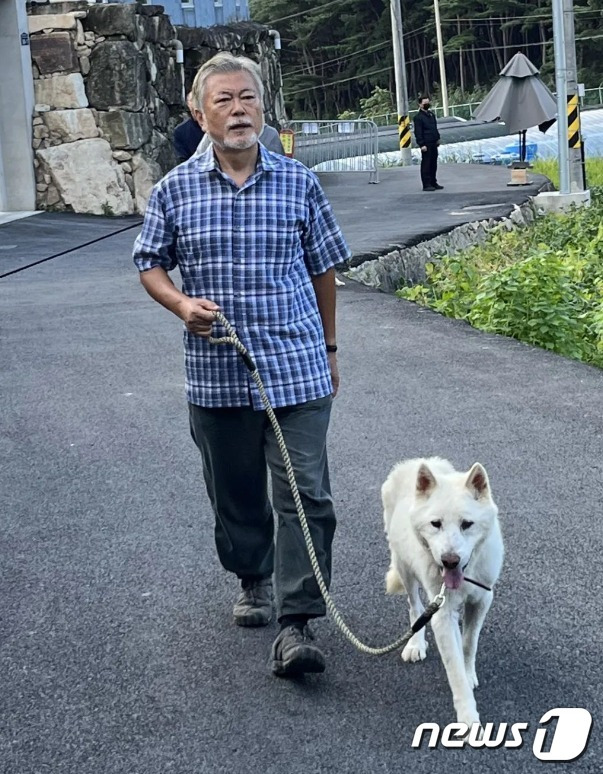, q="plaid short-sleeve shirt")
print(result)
[133,145,351,409]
